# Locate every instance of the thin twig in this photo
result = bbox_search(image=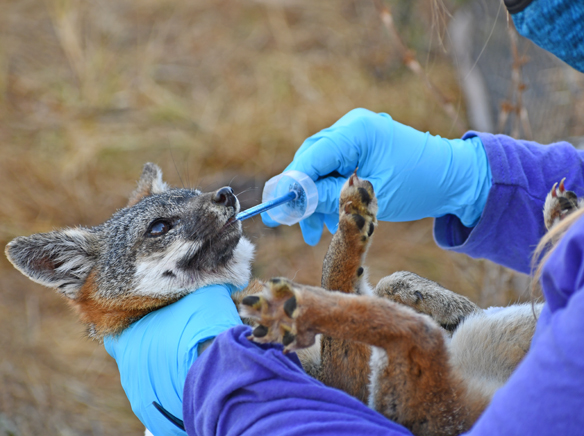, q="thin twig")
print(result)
[376,1,465,134]
[498,18,532,139]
